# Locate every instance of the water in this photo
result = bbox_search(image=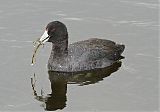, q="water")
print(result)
[0,0,158,111]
